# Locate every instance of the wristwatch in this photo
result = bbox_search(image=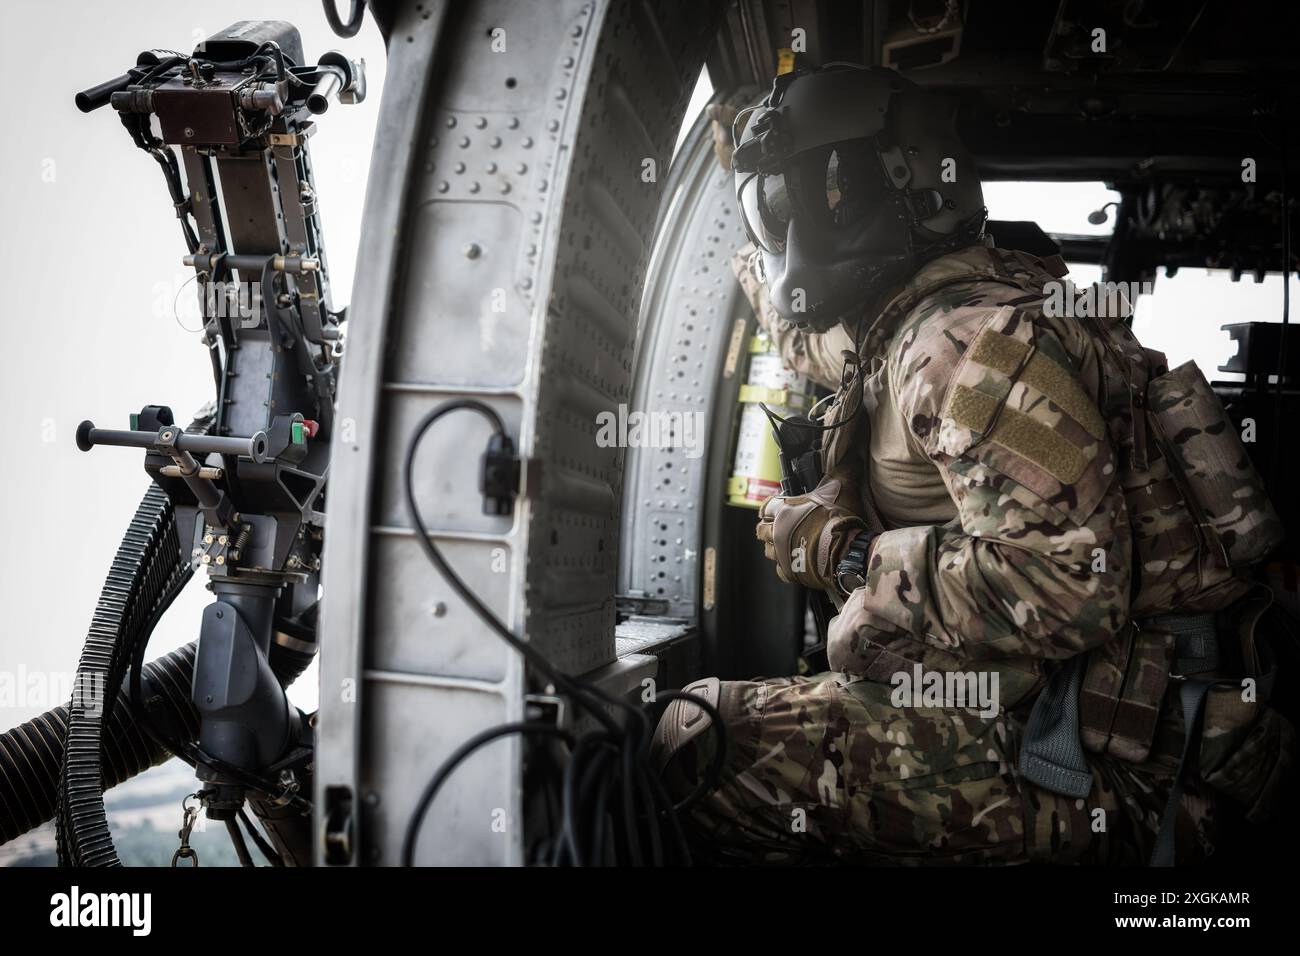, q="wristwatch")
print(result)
[835,530,875,596]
